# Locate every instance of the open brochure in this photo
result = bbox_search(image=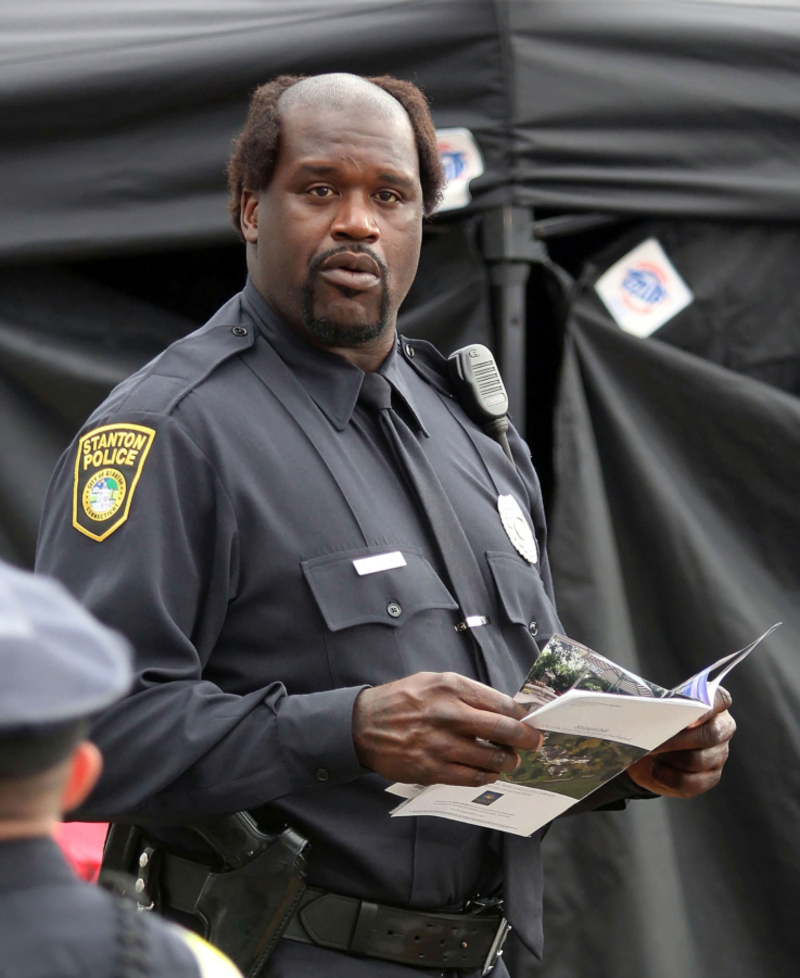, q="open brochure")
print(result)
[388,624,780,837]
